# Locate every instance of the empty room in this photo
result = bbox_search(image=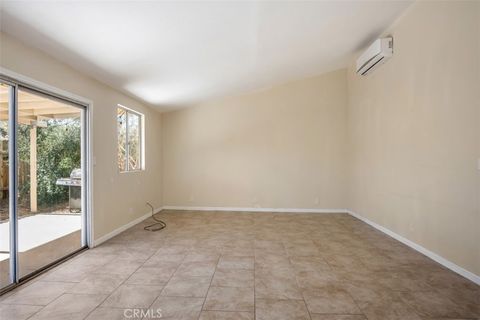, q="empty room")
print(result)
[0,0,478,319]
